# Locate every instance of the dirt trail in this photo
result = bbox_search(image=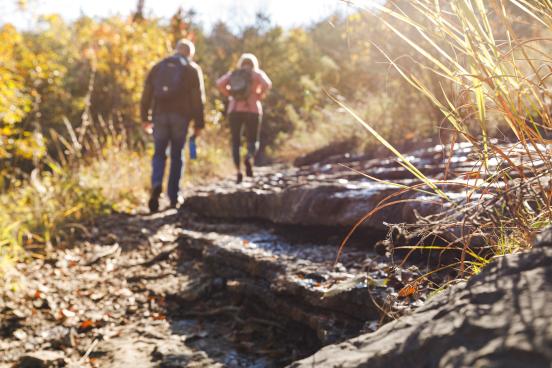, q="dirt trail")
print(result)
[1,204,332,367]
[1,208,183,367]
